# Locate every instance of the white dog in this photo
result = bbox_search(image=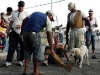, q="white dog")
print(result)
[71,45,89,68]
